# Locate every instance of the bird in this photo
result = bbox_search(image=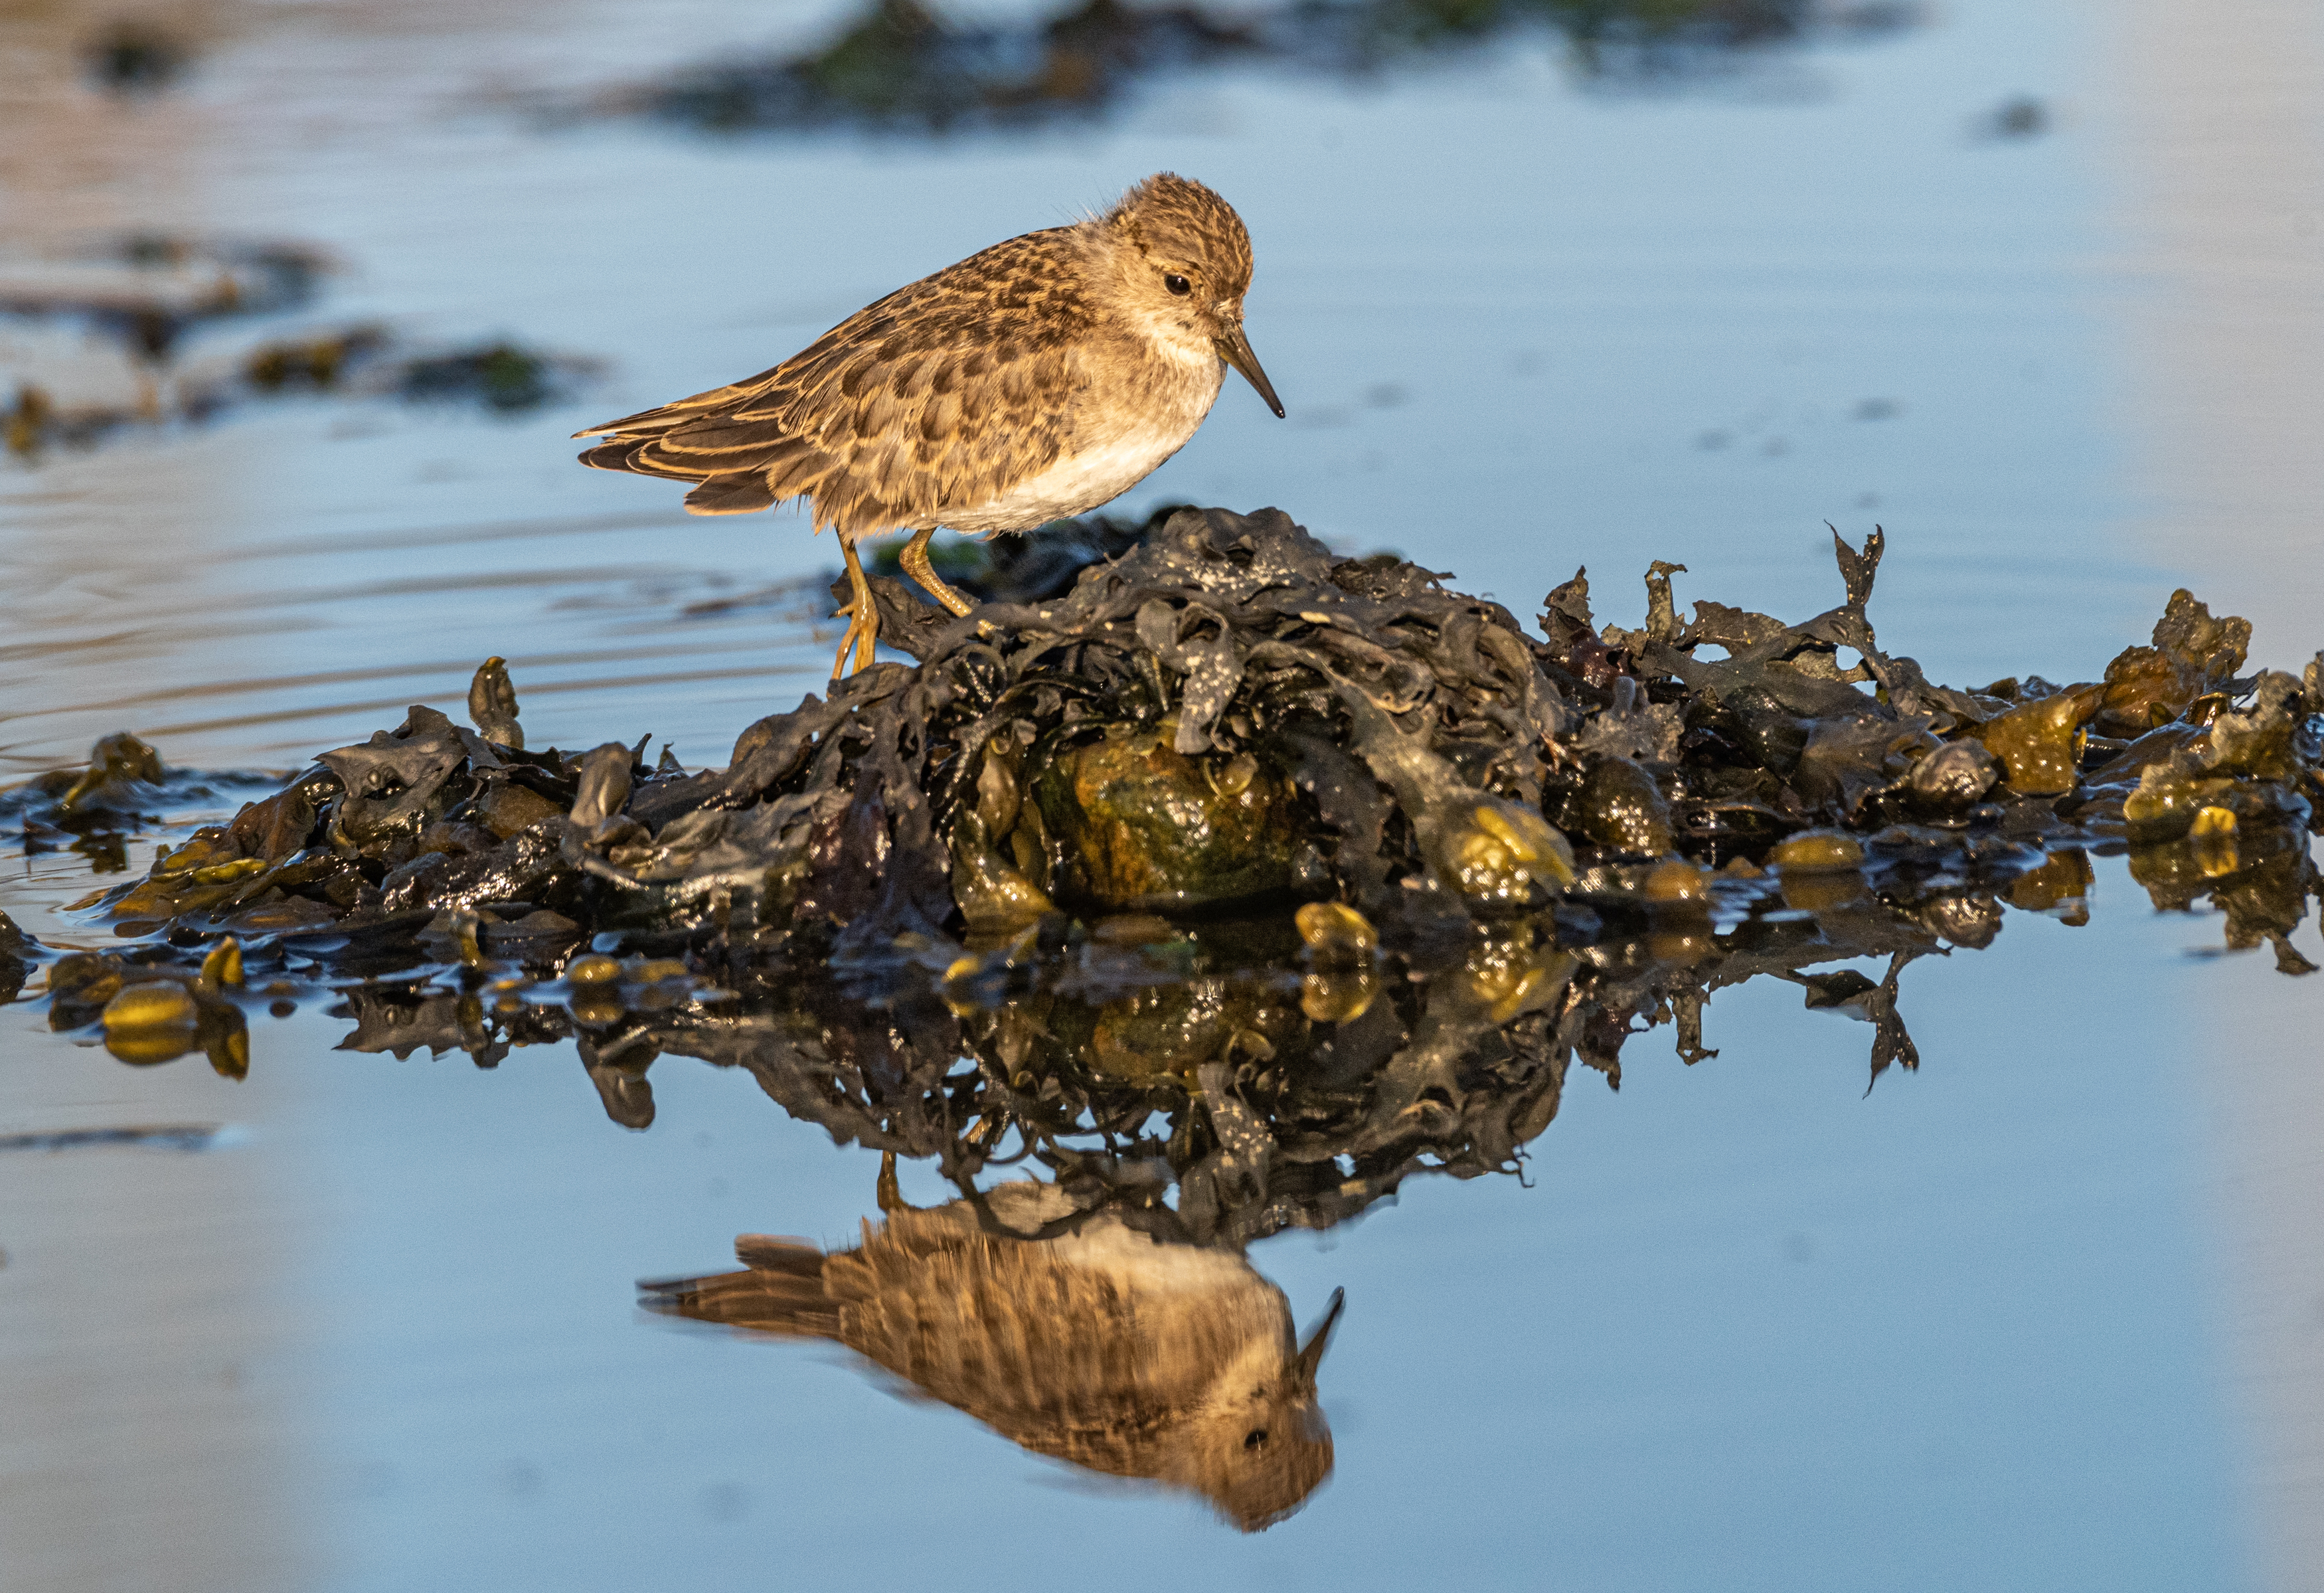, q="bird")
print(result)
[573,172,1284,682]
[639,1157,1342,1531]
